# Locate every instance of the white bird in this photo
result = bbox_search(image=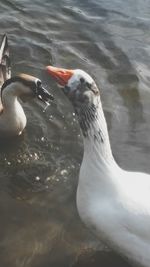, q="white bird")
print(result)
[0,34,54,138]
[46,65,150,267]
